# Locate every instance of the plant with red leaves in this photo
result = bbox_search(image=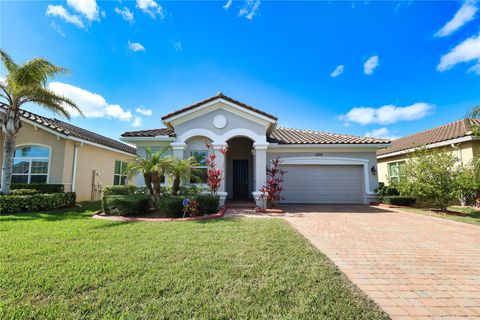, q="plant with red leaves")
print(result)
[206,154,222,195]
[259,158,286,209]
